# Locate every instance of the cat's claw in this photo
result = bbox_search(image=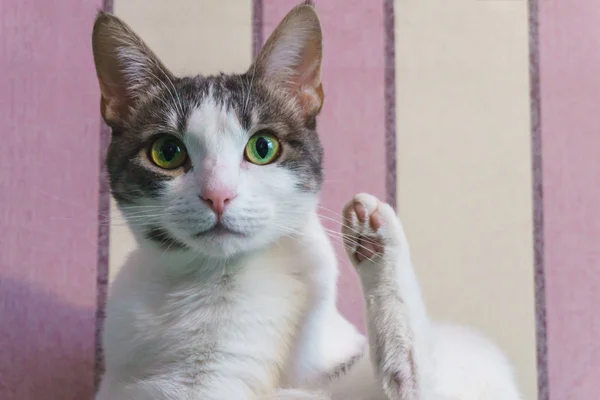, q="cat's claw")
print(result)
[341,193,402,267]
